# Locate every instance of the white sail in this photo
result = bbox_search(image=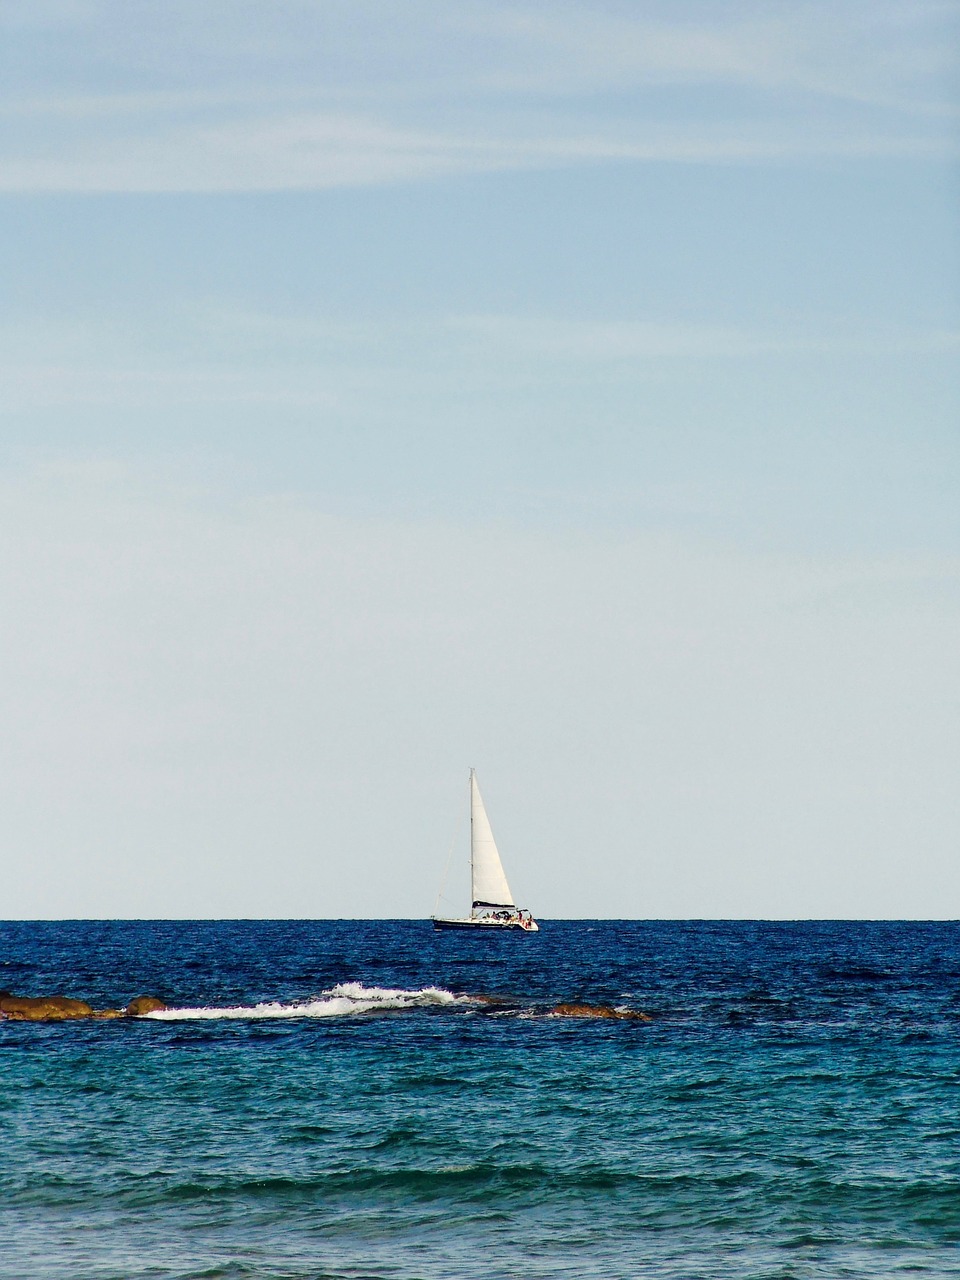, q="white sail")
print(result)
[470,770,515,910]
